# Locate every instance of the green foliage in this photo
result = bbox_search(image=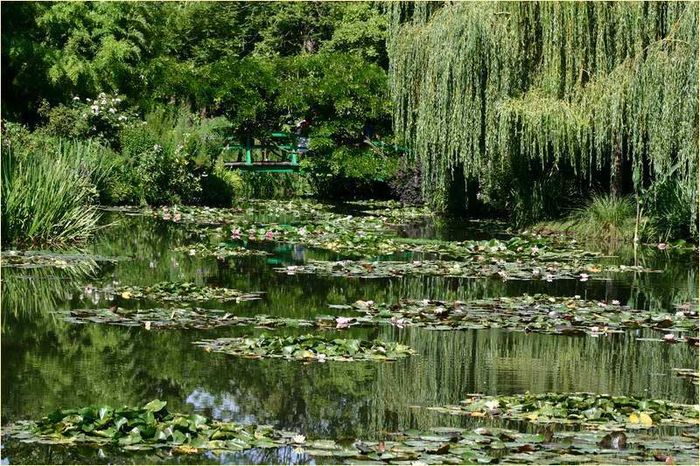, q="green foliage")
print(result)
[389,2,698,235]
[1,137,110,245]
[239,172,310,199]
[429,392,700,428]
[39,92,134,149]
[195,334,416,362]
[643,175,695,242]
[570,196,637,246]
[304,146,399,199]
[110,107,229,205]
[2,2,394,205]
